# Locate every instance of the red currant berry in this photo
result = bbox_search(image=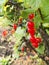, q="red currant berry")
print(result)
[21,47,24,51]
[13,24,17,30]
[28,29,35,36]
[2,30,8,37]
[30,36,36,43]
[36,38,42,43]
[32,43,38,48]
[27,21,34,29]
[28,13,34,20]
